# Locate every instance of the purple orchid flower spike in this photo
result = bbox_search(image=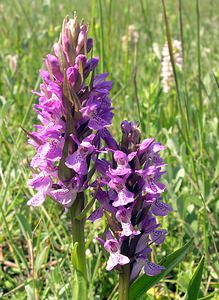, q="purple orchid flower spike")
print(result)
[91,120,170,288]
[27,12,172,299]
[27,13,117,292]
[27,14,114,210]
